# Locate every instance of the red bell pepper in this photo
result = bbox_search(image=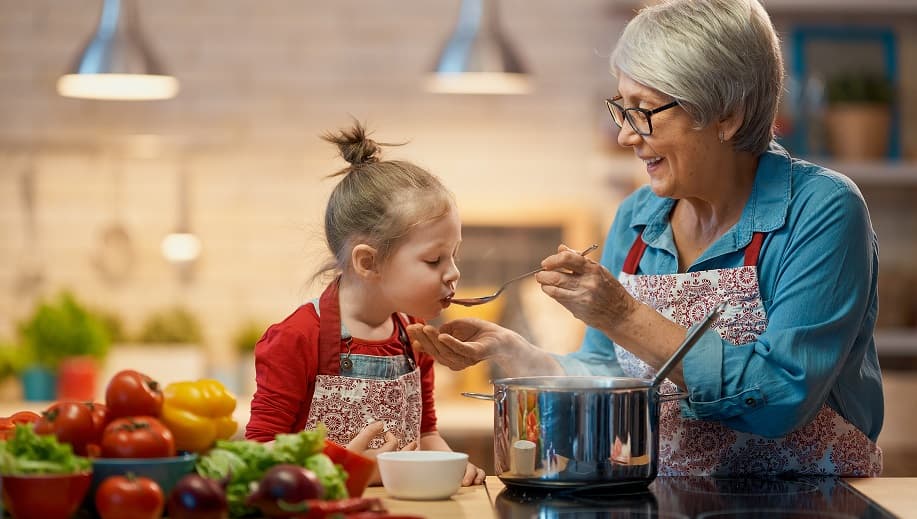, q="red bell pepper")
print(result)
[322,440,376,498]
[0,411,41,440]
